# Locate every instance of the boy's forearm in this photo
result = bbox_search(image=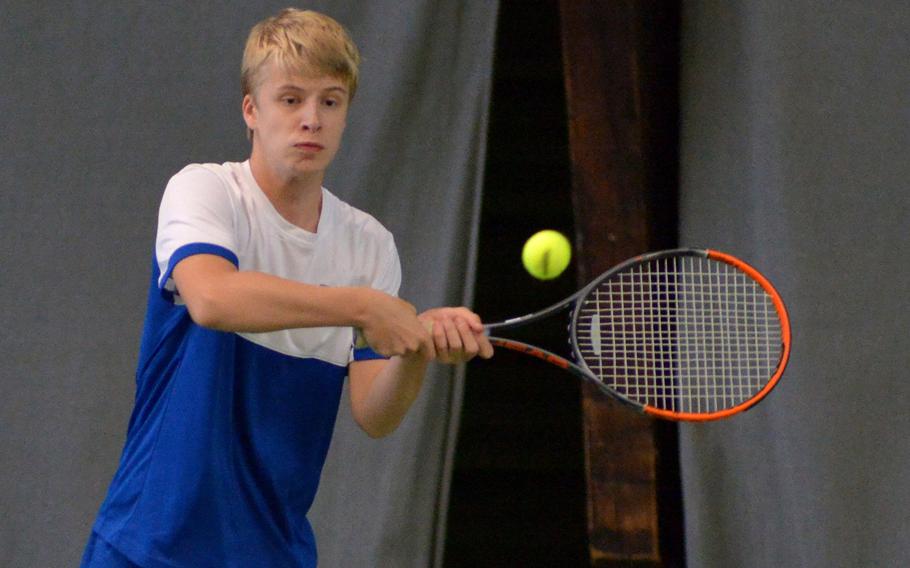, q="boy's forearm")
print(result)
[184,266,369,333]
[350,355,429,438]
